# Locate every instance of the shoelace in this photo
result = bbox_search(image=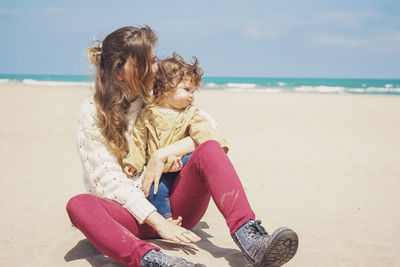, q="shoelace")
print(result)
[248,220,269,236]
